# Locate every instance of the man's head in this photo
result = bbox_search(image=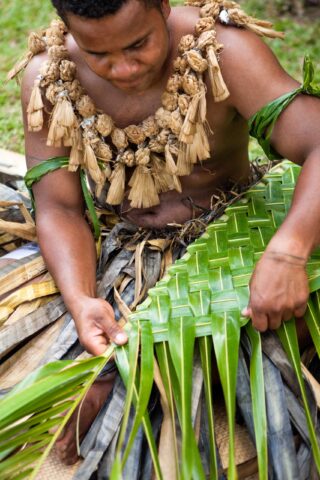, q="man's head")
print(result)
[51,0,162,23]
[52,0,172,93]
